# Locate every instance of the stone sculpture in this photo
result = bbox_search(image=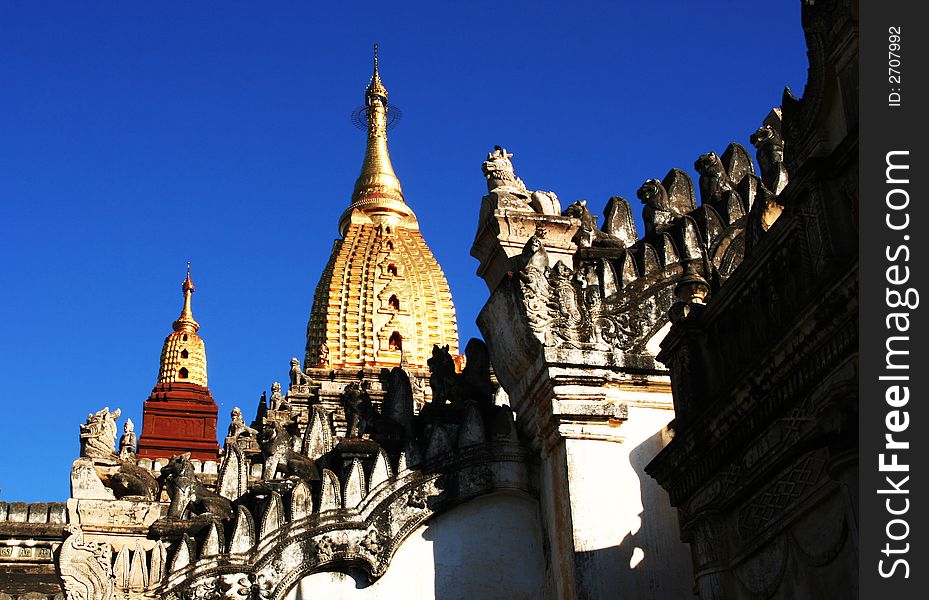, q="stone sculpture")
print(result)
[317,343,330,368]
[481,145,530,208]
[268,382,288,411]
[118,418,136,460]
[601,196,638,247]
[637,179,675,236]
[694,152,738,207]
[751,122,788,194]
[529,190,561,215]
[158,453,233,520]
[109,461,160,501]
[427,344,458,406]
[58,526,116,600]
[380,367,414,442]
[289,357,309,387]
[258,422,320,481]
[342,382,379,438]
[562,200,626,248]
[80,407,121,461]
[227,407,258,441]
